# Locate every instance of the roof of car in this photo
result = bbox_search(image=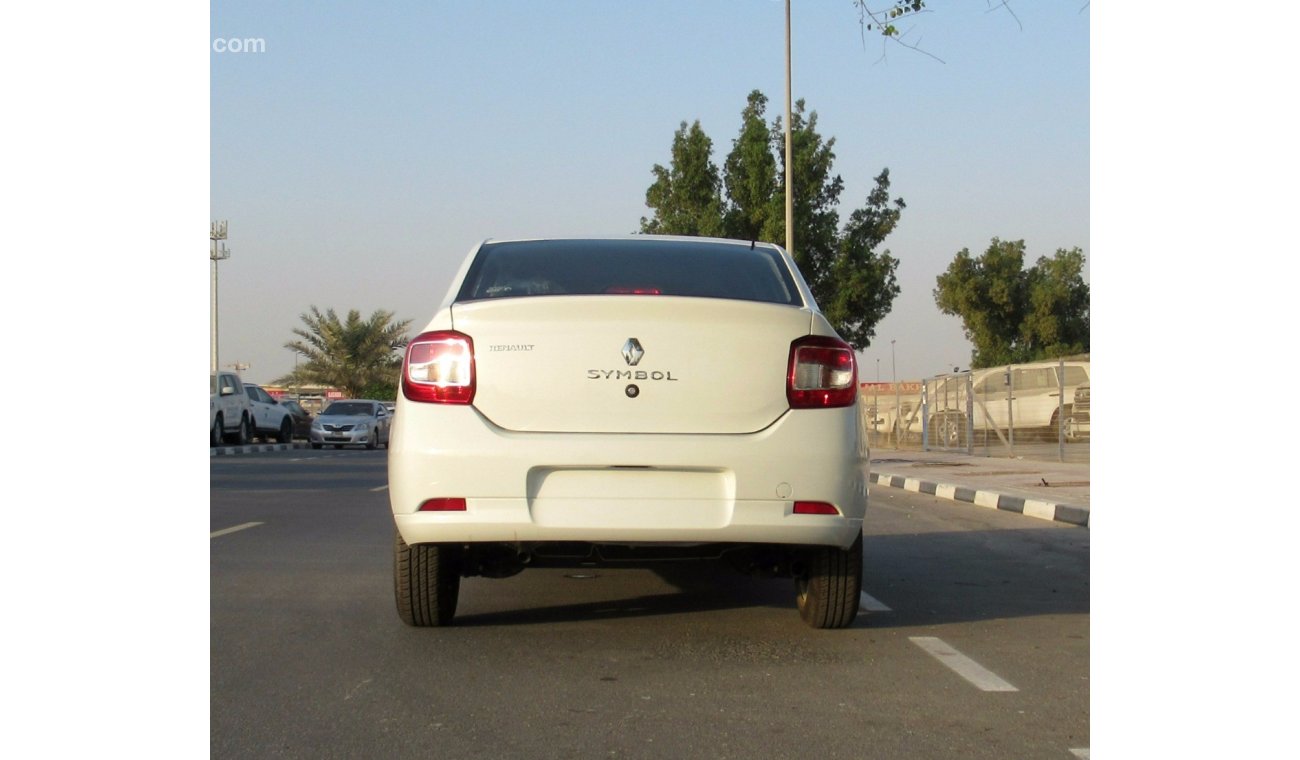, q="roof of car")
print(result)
[479,235,783,252]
